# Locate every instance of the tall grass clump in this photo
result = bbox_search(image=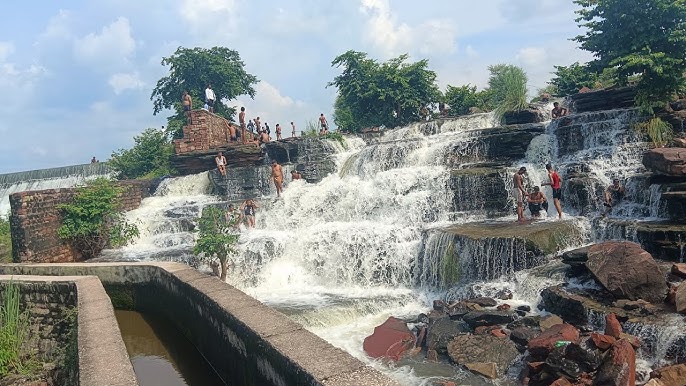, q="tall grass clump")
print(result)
[0,216,11,263]
[0,281,36,377]
[488,64,529,120]
[634,117,674,148]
